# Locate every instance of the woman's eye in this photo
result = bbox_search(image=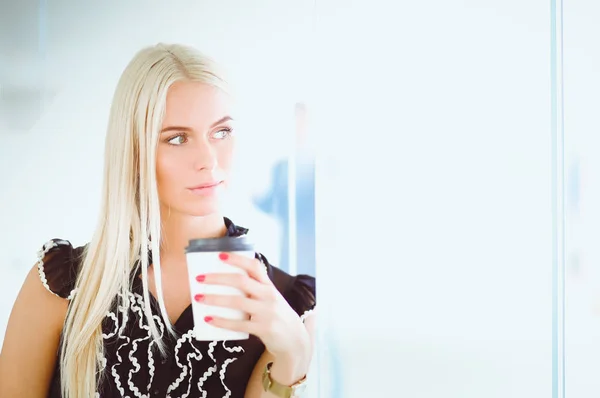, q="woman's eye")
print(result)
[167,134,187,145]
[211,128,232,140]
